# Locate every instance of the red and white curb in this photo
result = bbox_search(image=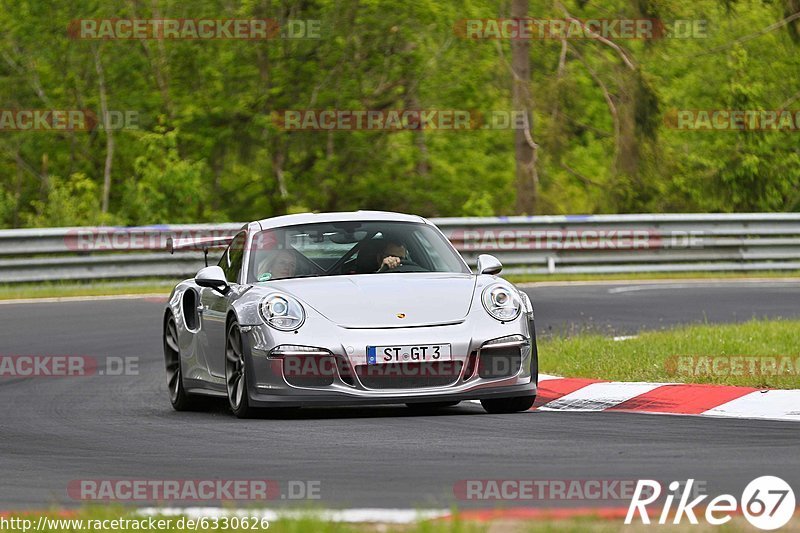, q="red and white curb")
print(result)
[137,506,627,524]
[138,508,449,524]
[532,374,800,421]
[2,507,629,524]
[137,506,800,524]
[6,506,799,526]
